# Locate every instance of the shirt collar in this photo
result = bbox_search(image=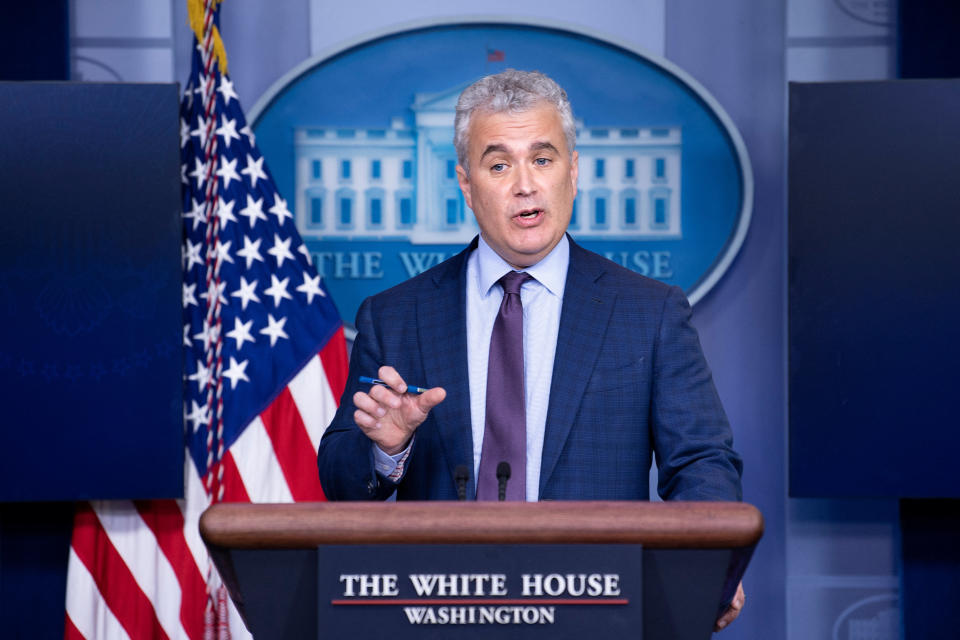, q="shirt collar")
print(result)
[475,234,570,298]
